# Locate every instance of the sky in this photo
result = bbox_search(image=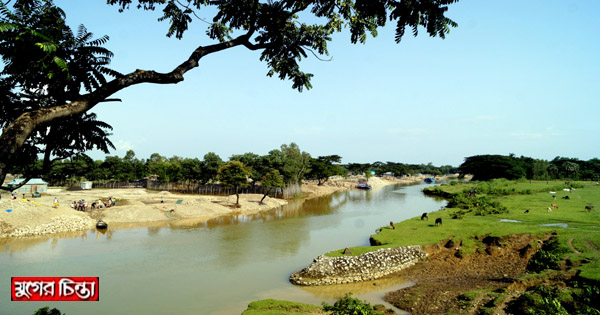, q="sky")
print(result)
[53,0,600,167]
